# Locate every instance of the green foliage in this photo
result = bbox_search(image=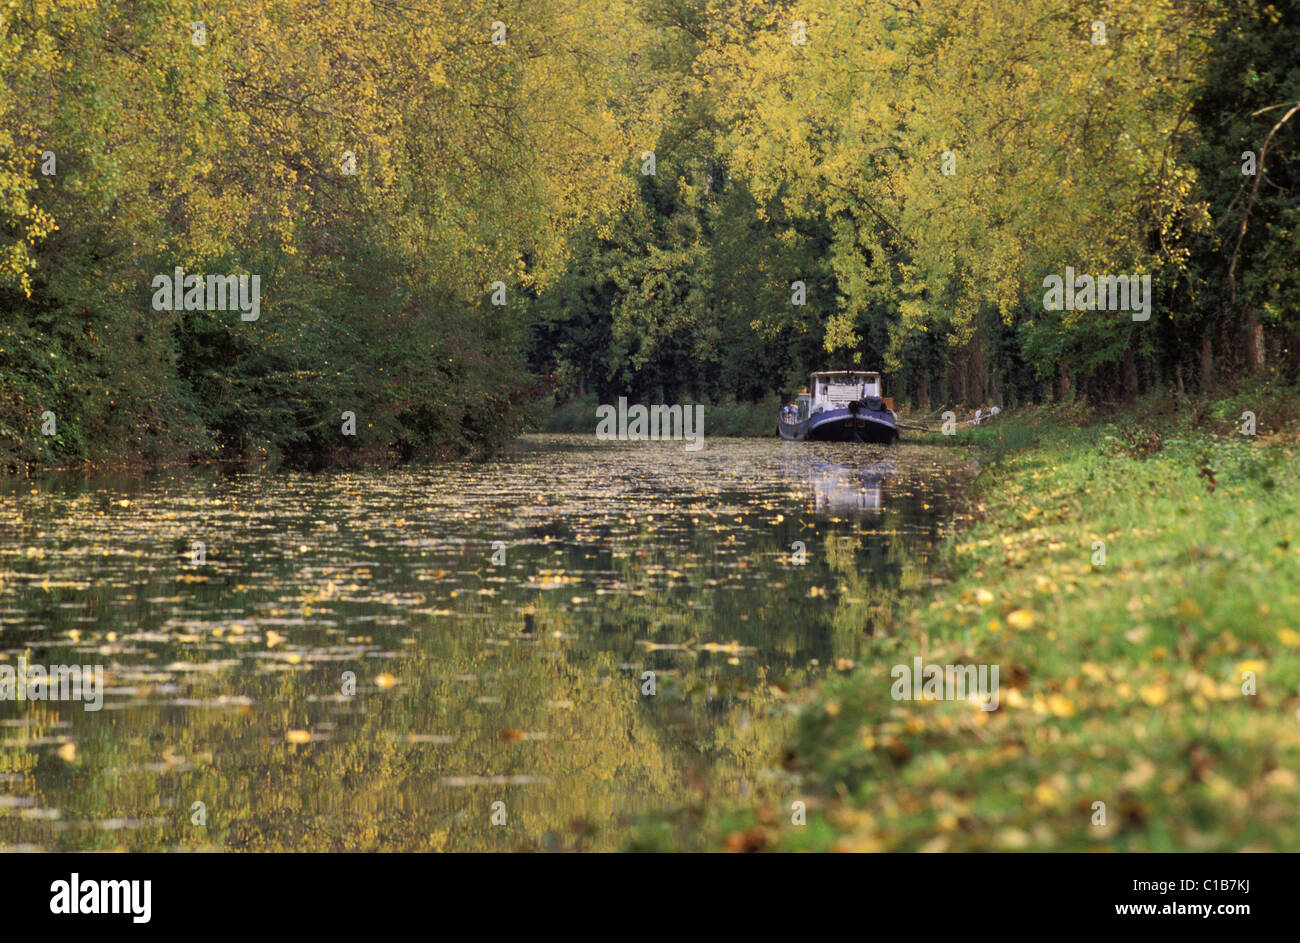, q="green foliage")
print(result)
[532,0,1300,415]
[1184,0,1300,343]
[1,0,656,469]
[5,0,1300,469]
[527,163,838,405]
